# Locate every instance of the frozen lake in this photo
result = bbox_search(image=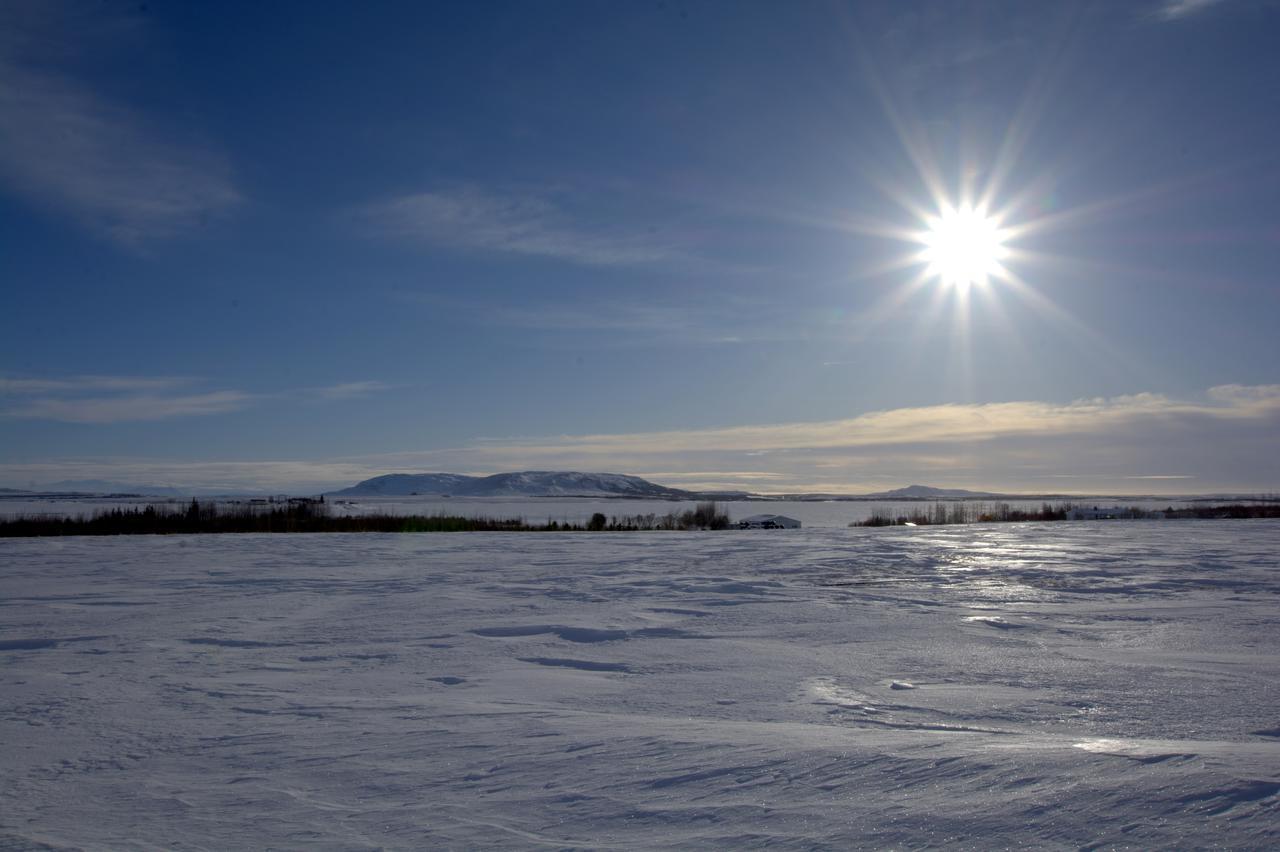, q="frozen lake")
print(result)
[3,521,1279,848]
